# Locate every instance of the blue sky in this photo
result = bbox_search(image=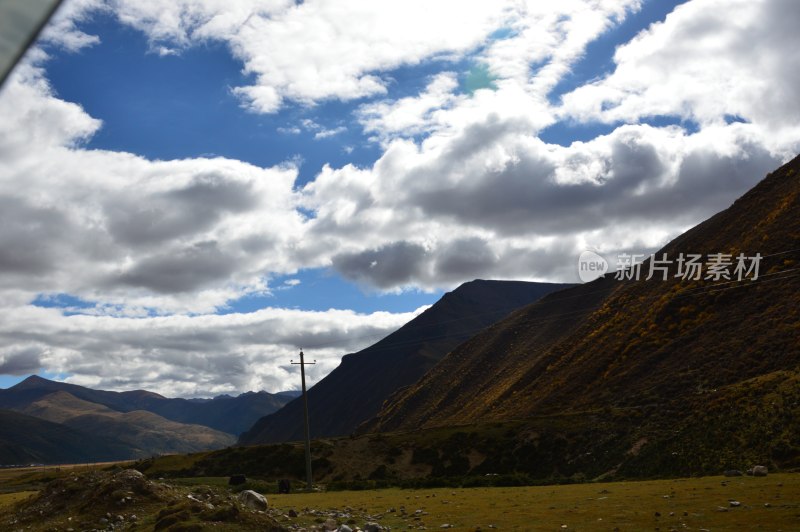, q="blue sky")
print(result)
[44,12,381,188]
[0,0,796,395]
[36,8,446,324]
